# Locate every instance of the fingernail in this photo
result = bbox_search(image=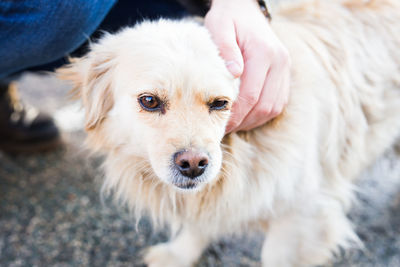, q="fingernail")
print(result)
[226,61,242,77]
